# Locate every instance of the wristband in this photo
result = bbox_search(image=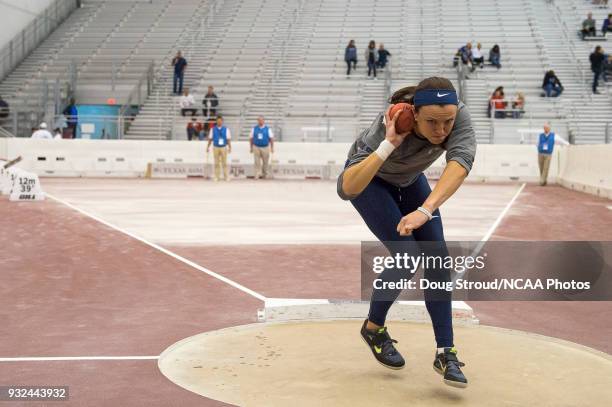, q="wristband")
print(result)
[417,206,433,220]
[374,139,396,161]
